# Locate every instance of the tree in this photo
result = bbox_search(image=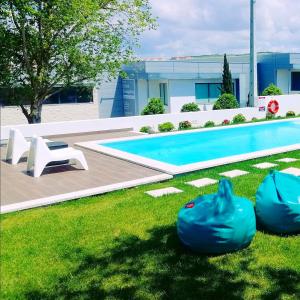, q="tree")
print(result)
[221,54,233,94]
[262,83,282,96]
[0,1,156,123]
